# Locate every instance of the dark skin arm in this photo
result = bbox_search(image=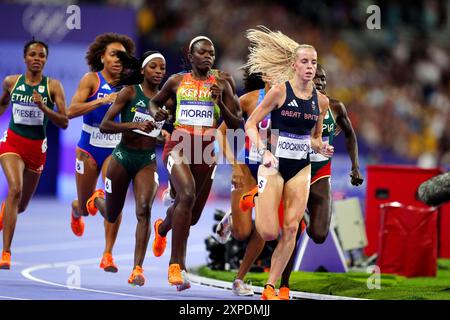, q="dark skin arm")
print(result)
[330,98,364,186]
[0,75,18,116]
[99,86,154,134]
[149,74,181,122]
[210,78,242,130]
[32,78,69,129]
